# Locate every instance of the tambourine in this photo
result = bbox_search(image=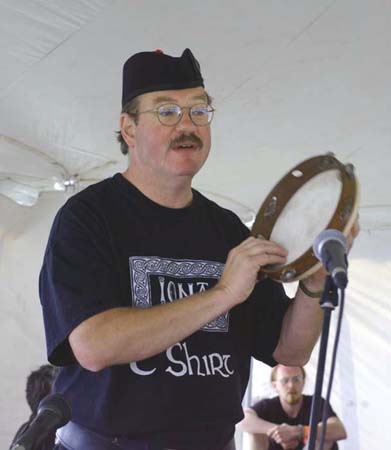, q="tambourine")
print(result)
[251,154,358,283]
